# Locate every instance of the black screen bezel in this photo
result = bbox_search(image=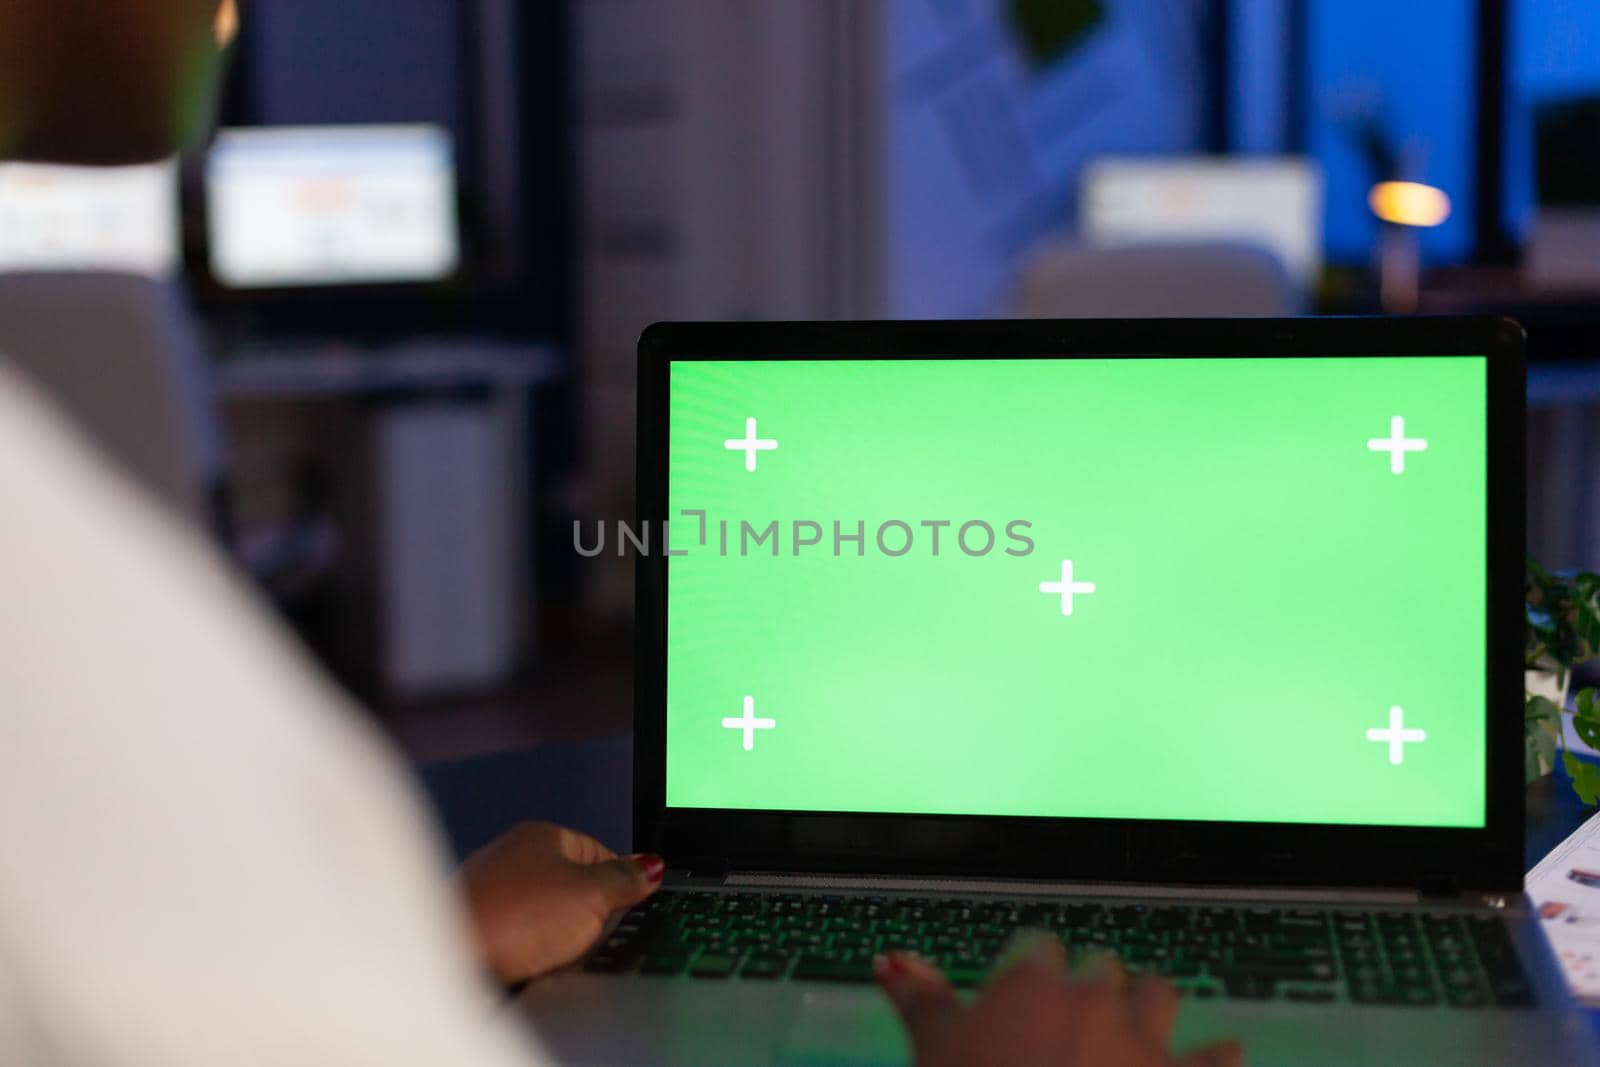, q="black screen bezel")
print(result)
[635,317,1526,892]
